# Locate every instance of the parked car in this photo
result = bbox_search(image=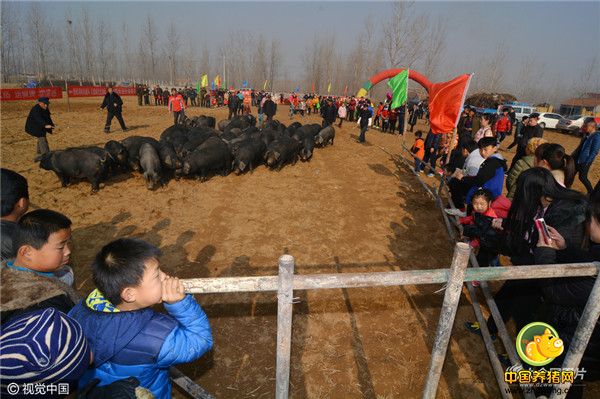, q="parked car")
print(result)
[537,112,563,129]
[556,115,585,135]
